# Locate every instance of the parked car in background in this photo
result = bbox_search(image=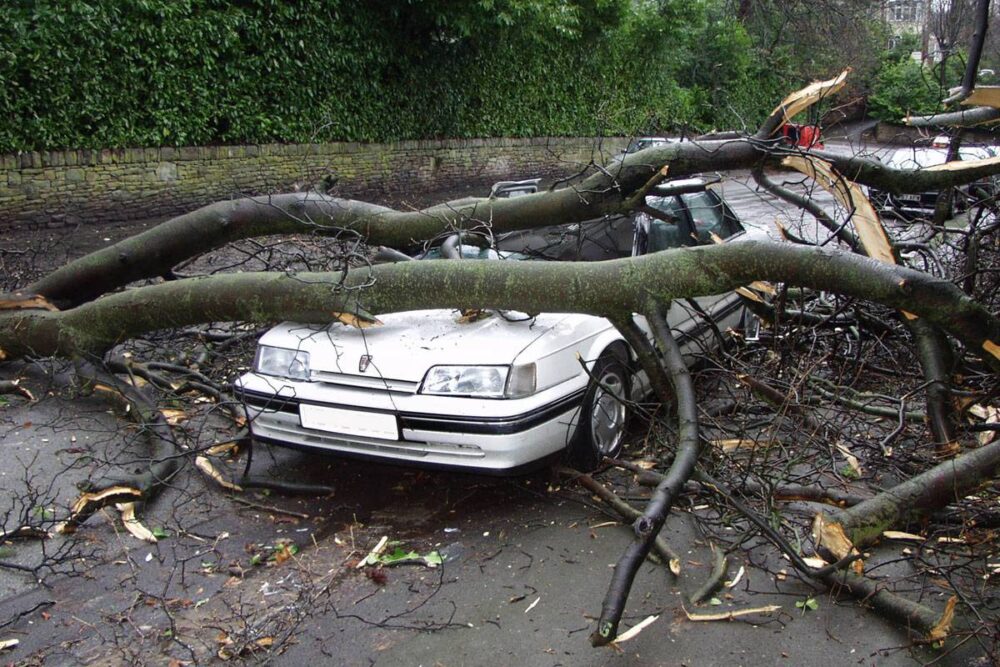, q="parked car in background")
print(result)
[489,178,540,198]
[610,137,680,164]
[236,178,764,474]
[868,142,999,220]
